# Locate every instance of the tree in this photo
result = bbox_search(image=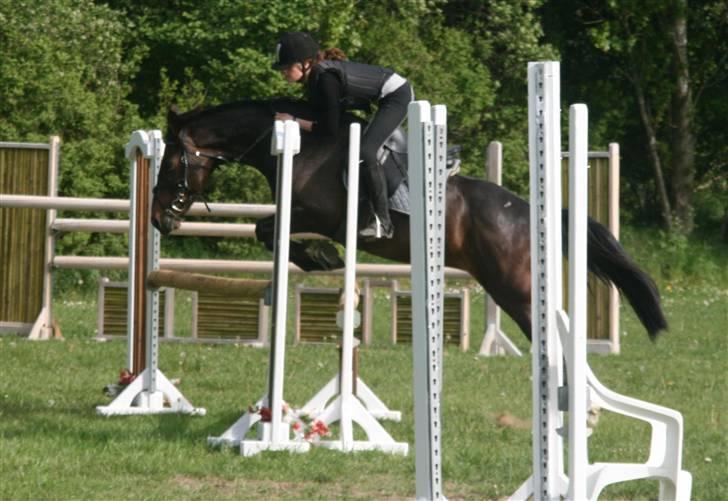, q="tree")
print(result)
[0,0,140,196]
[542,0,728,234]
[0,0,142,272]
